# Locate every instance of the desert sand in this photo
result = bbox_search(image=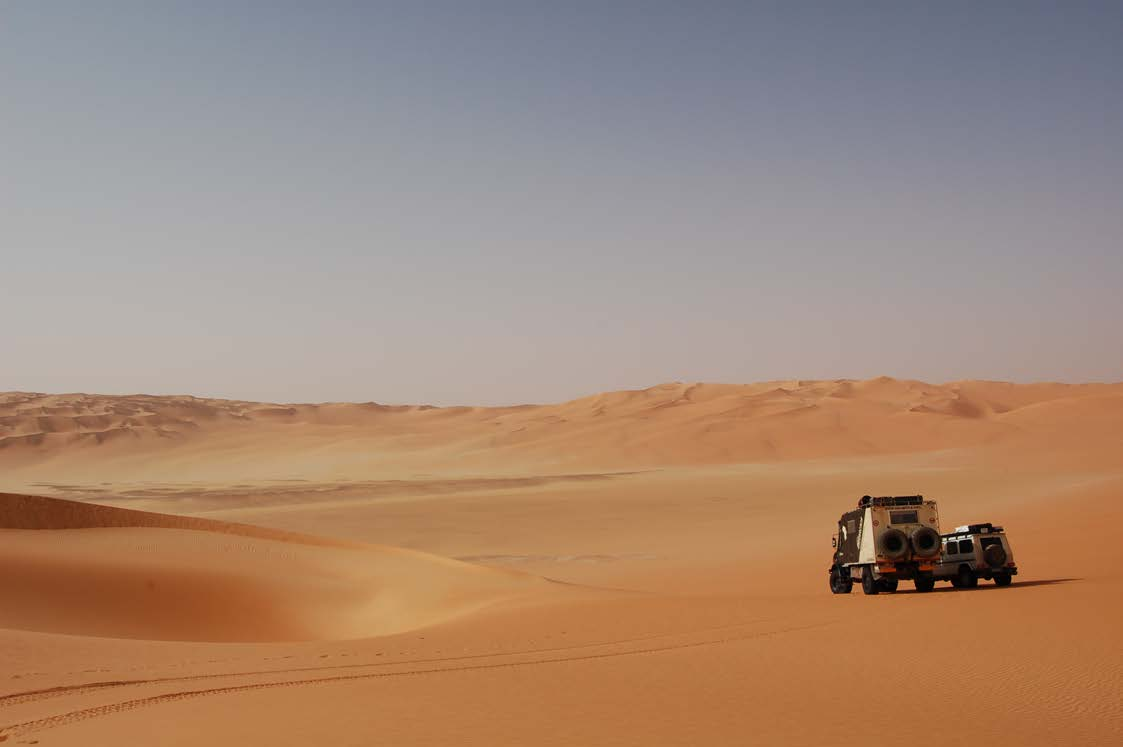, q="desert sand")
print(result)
[1,378,1120,745]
